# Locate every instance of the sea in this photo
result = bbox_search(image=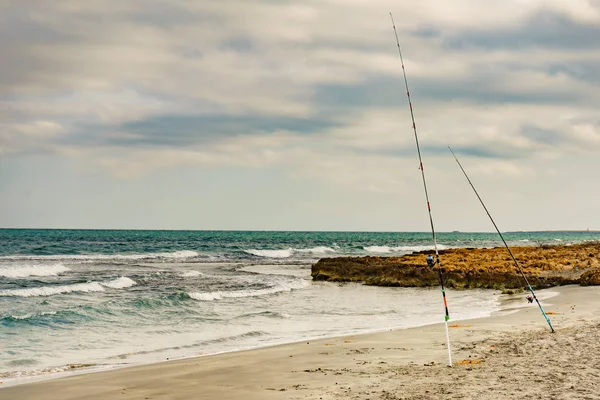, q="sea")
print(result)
[1,229,599,385]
